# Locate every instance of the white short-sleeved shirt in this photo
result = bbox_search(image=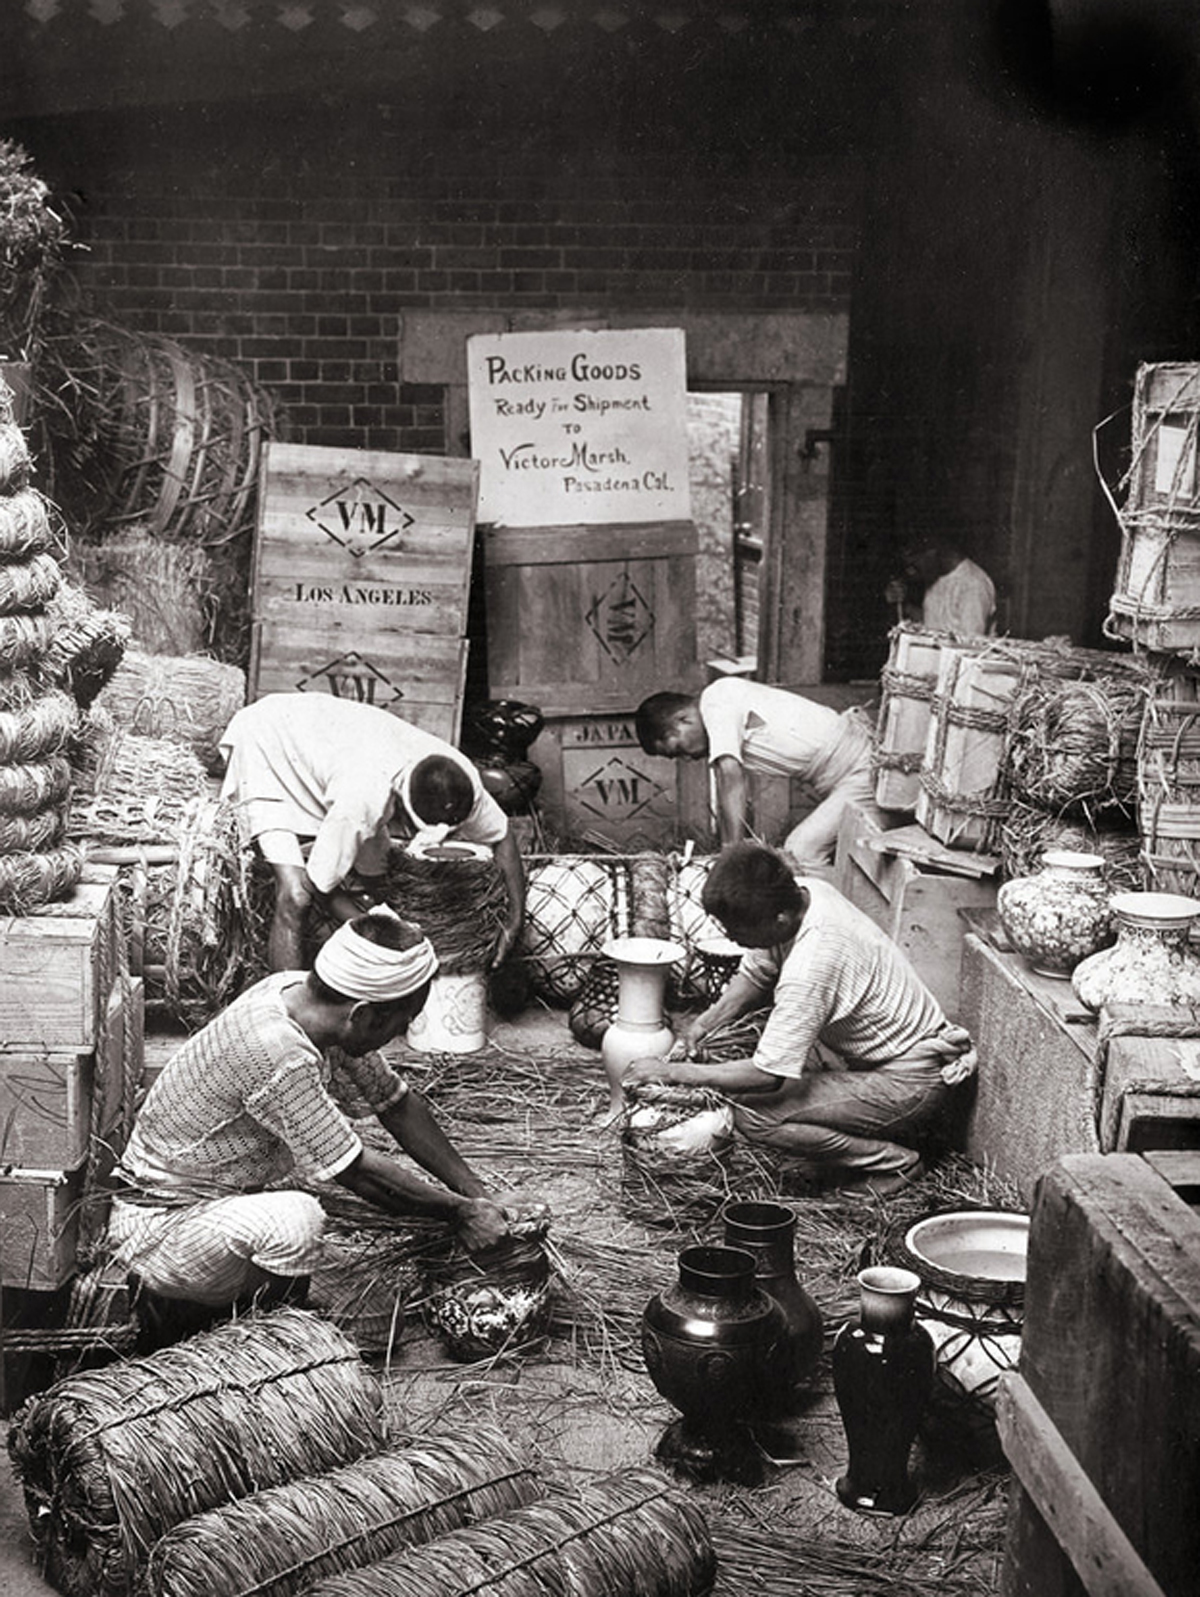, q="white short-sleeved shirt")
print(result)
[698,678,844,784]
[922,558,995,637]
[219,693,508,893]
[739,878,948,1080]
[117,972,409,1203]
